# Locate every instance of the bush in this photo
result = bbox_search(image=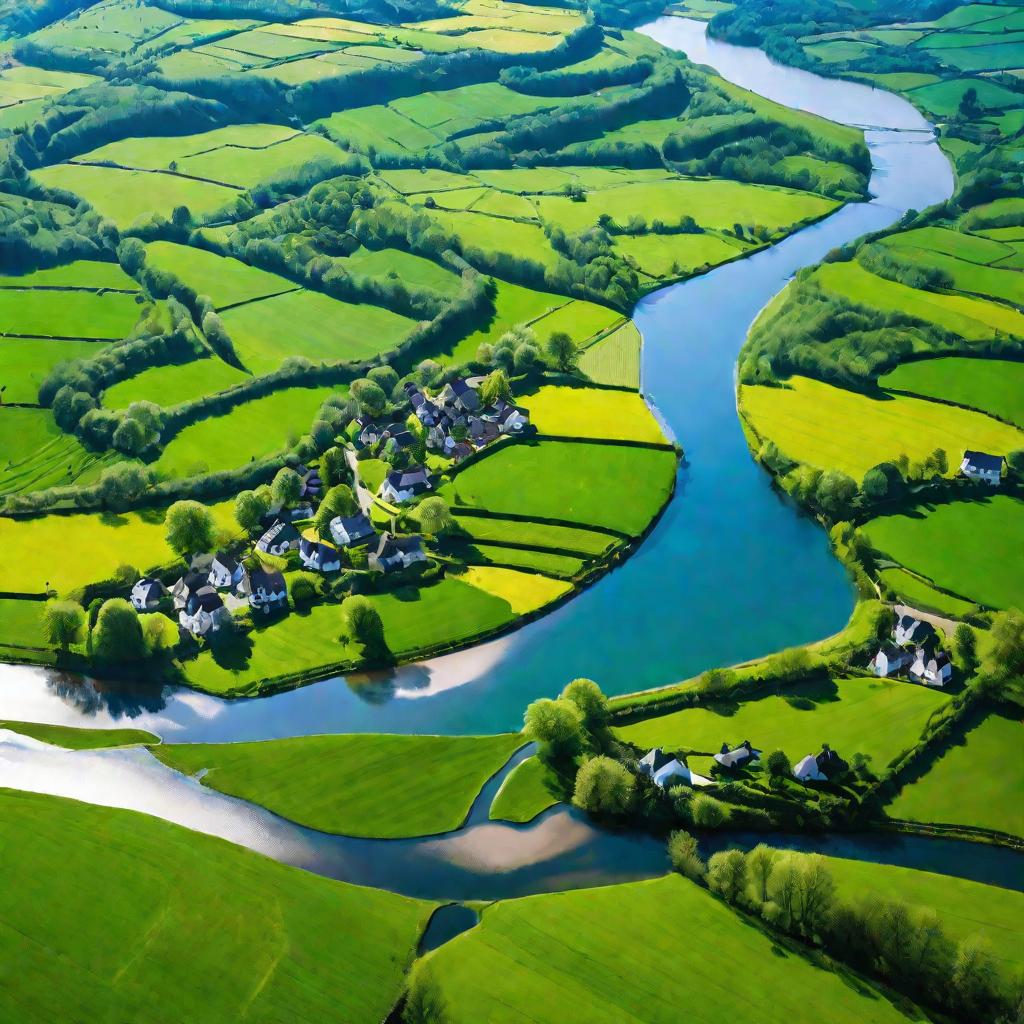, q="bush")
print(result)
[91,598,146,662]
[691,793,730,828]
[572,755,636,815]
[667,829,706,881]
